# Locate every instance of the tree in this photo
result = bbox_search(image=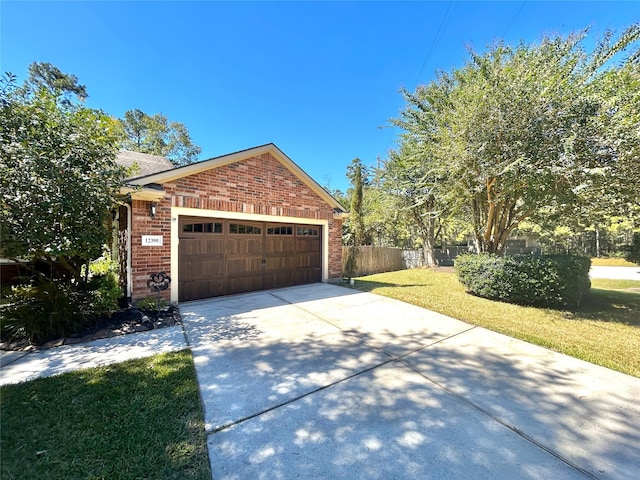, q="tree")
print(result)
[346,158,366,247]
[393,25,640,254]
[119,108,201,166]
[26,61,88,103]
[344,158,366,279]
[0,70,127,284]
[383,140,455,266]
[626,233,640,265]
